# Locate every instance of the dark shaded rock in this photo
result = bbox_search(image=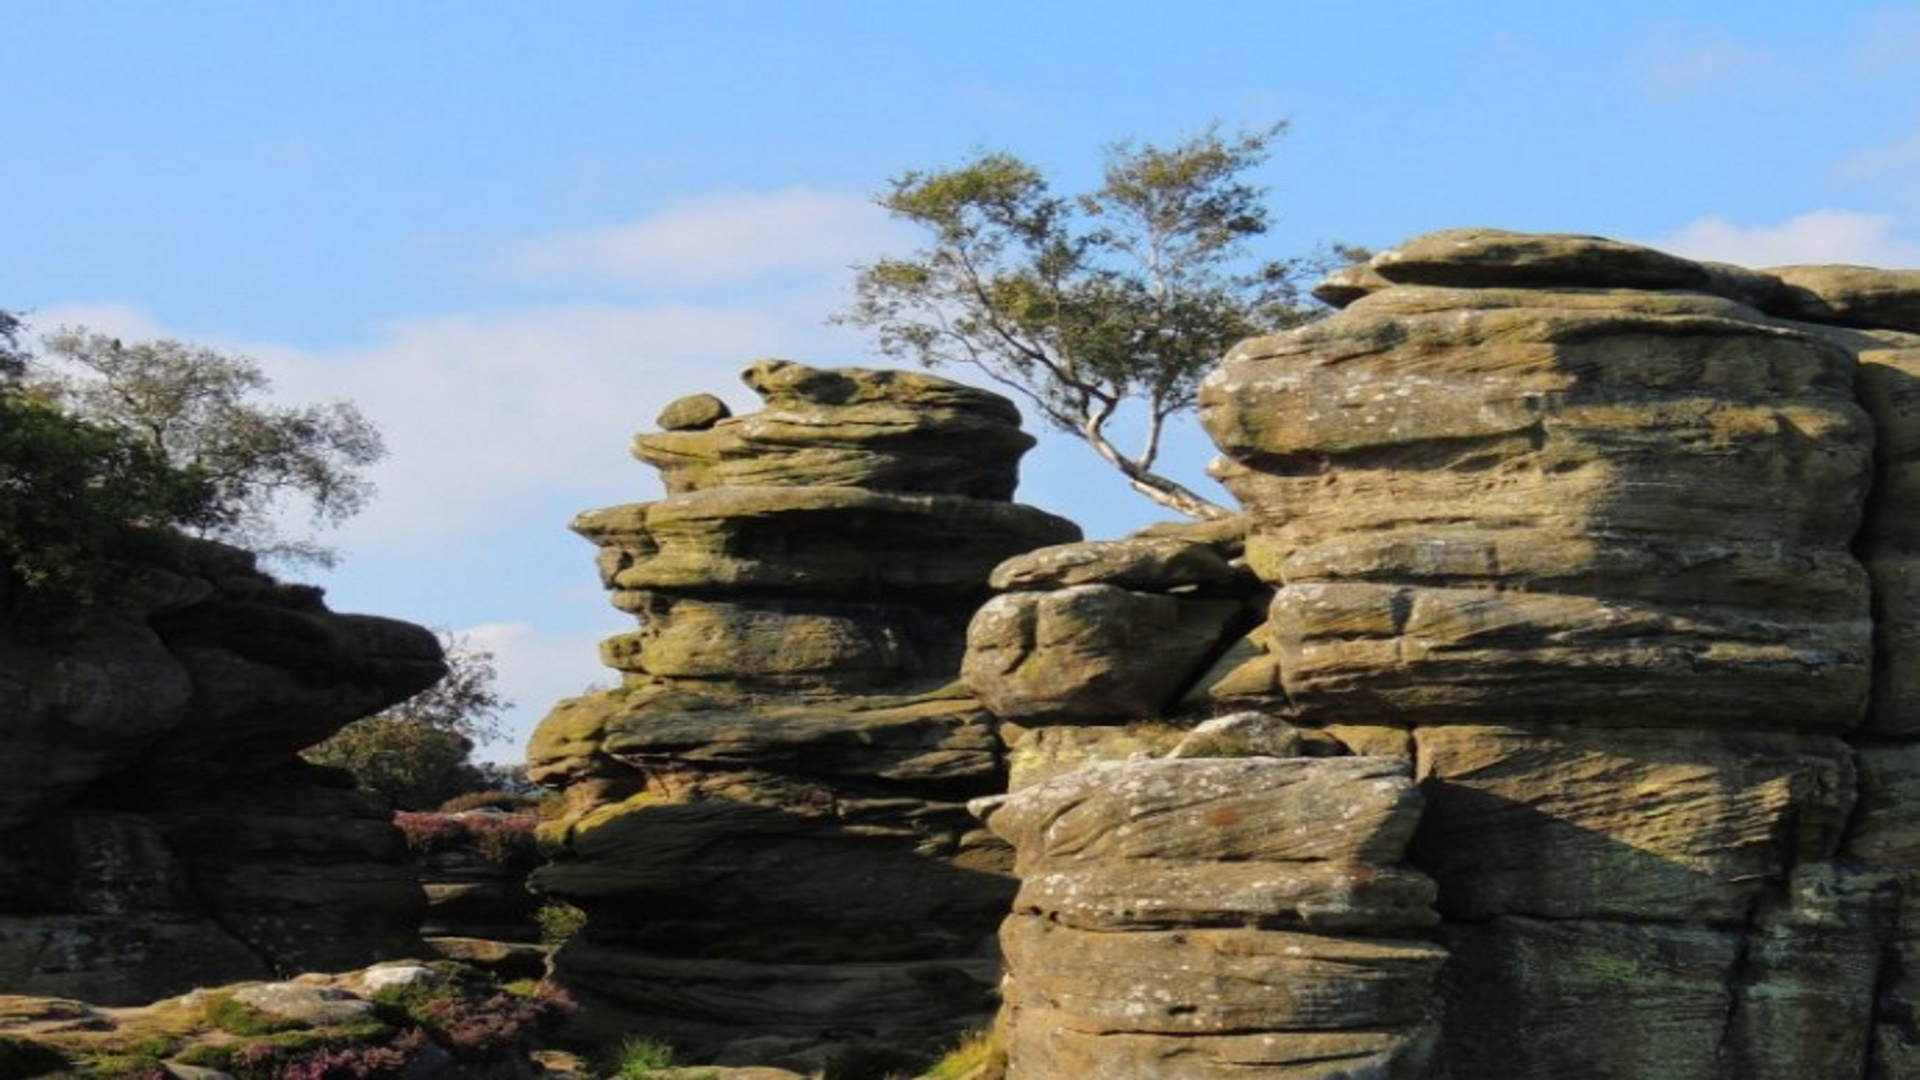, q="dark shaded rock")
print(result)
[0,539,442,1003]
